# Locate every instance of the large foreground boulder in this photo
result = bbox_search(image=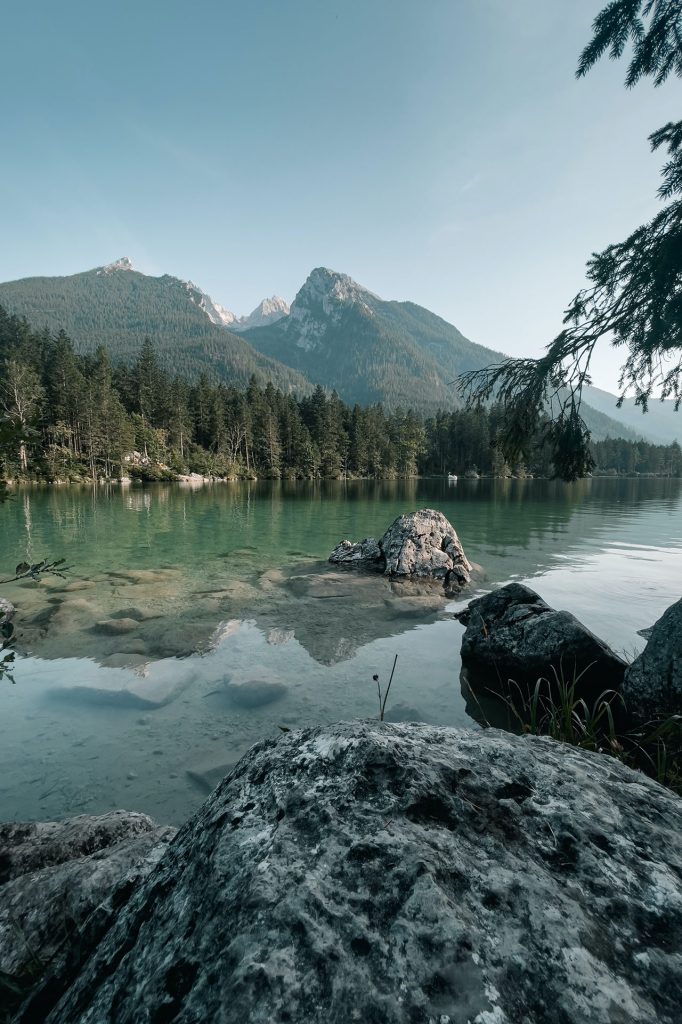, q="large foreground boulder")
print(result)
[329,508,472,588]
[29,722,682,1024]
[457,583,627,698]
[1,811,175,1016]
[622,596,682,722]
